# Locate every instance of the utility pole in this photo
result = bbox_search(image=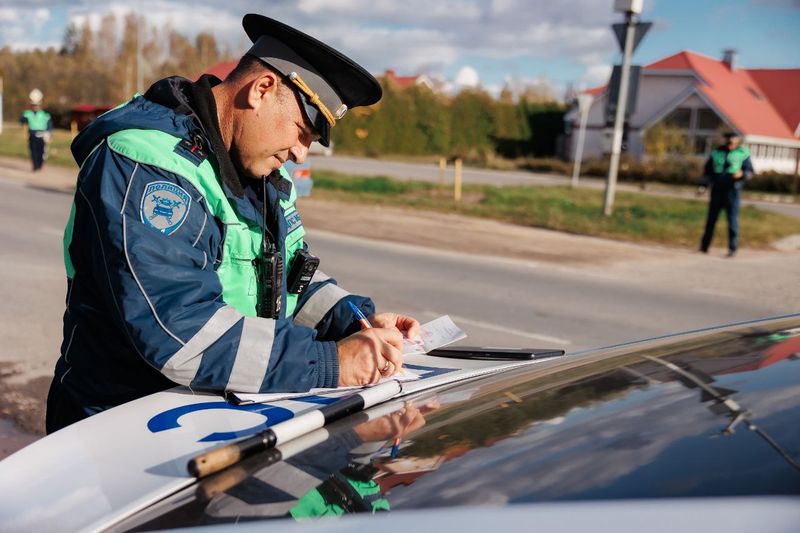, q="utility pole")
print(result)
[136,11,144,94]
[571,93,593,188]
[603,1,641,215]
